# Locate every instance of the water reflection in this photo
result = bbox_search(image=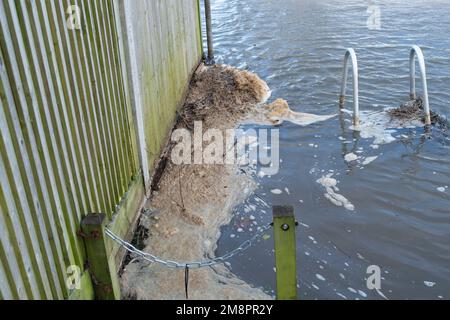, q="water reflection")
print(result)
[208,0,450,299]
